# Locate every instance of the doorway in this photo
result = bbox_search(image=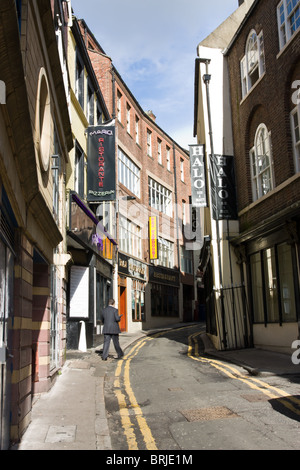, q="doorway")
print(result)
[118,276,127,332]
